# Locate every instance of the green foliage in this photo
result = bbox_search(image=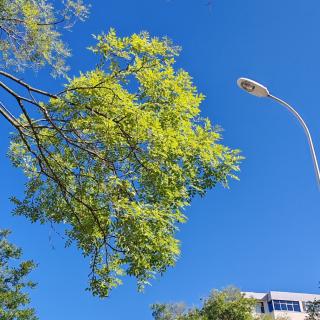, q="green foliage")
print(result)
[152,303,188,320]
[306,300,320,320]
[0,229,37,320]
[0,0,88,75]
[200,287,256,320]
[151,287,256,320]
[9,29,242,297]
